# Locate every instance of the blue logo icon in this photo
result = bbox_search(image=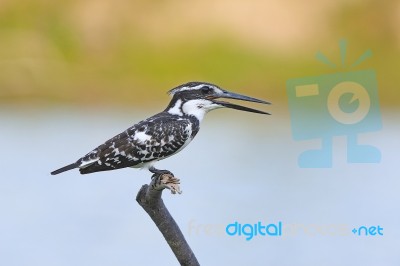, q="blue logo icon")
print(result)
[286,40,382,168]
